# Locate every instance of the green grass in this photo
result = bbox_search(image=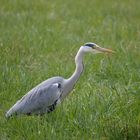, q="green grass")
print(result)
[0,0,140,139]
